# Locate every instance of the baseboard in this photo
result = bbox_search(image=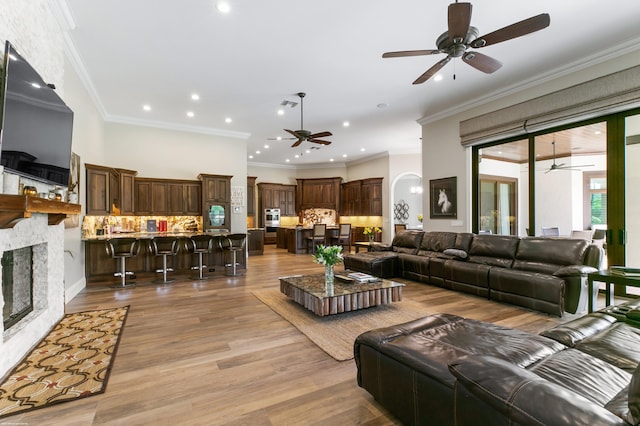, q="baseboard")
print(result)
[65,276,86,303]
